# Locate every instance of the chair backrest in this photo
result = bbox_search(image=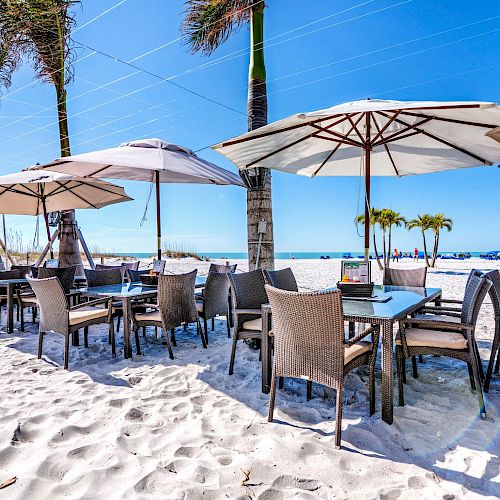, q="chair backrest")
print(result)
[37,266,76,294]
[121,261,140,271]
[157,270,198,329]
[209,263,237,274]
[0,269,21,280]
[264,268,298,292]
[482,269,500,318]
[202,272,231,318]
[265,285,345,388]
[95,264,119,271]
[383,267,427,287]
[229,270,268,310]
[461,272,492,327]
[27,276,68,334]
[11,265,31,277]
[85,267,122,287]
[127,268,147,282]
[152,259,166,274]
